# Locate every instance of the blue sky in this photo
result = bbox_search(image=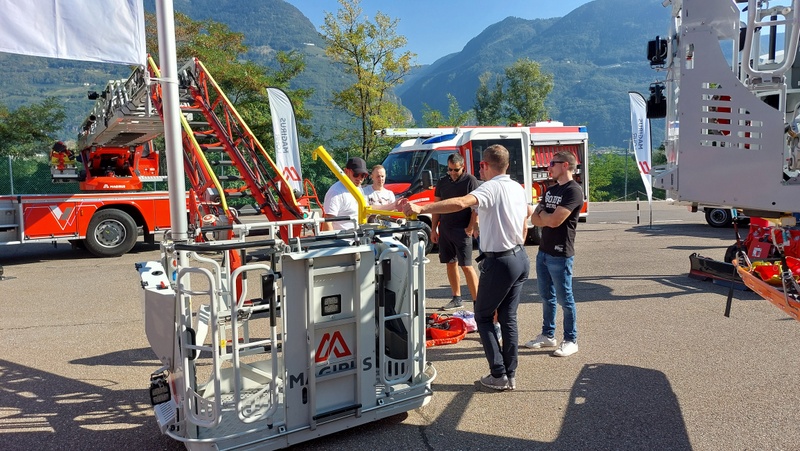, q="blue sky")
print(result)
[285,0,594,65]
